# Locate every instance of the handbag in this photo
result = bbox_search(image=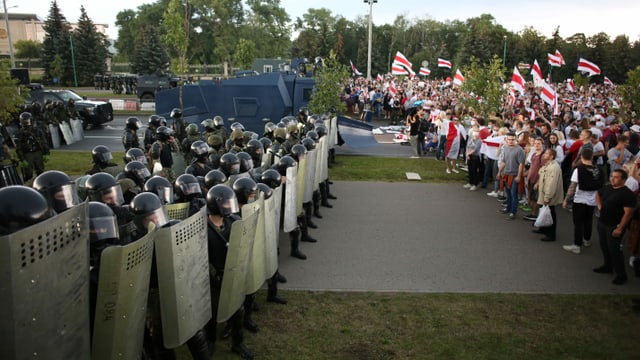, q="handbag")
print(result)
[534,205,553,228]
